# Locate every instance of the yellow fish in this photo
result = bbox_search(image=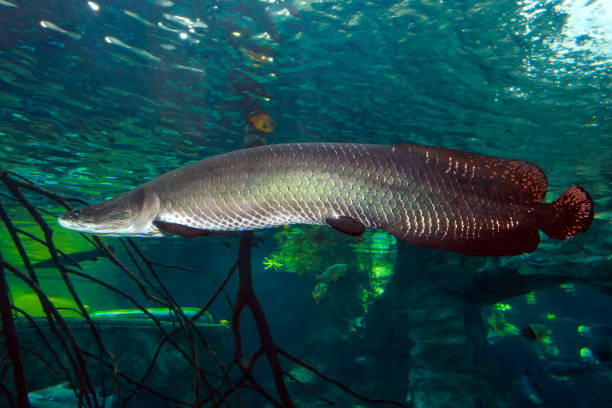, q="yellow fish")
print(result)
[247,111,274,133]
